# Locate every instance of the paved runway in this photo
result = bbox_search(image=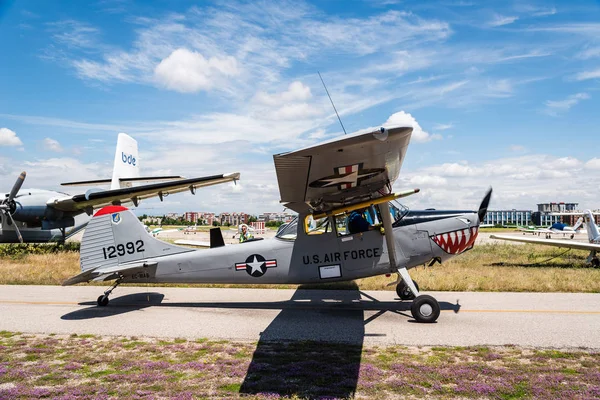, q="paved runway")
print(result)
[1,285,599,348]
